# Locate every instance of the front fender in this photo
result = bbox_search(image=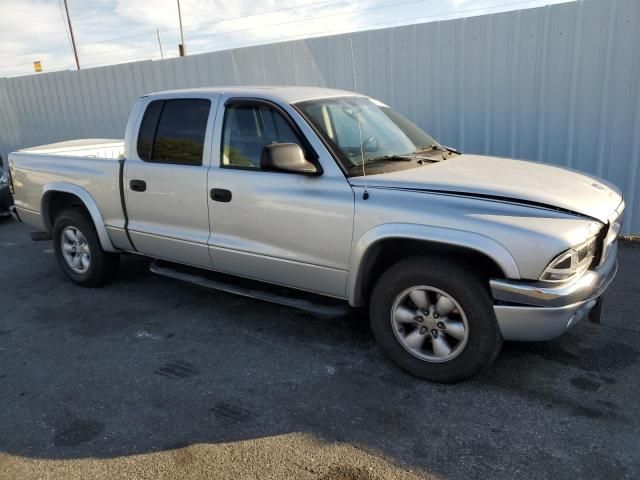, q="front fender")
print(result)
[347,223,520,306]
[42,183,117,252]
